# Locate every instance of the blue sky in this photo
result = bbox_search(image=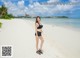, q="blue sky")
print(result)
[0,0,80,18]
